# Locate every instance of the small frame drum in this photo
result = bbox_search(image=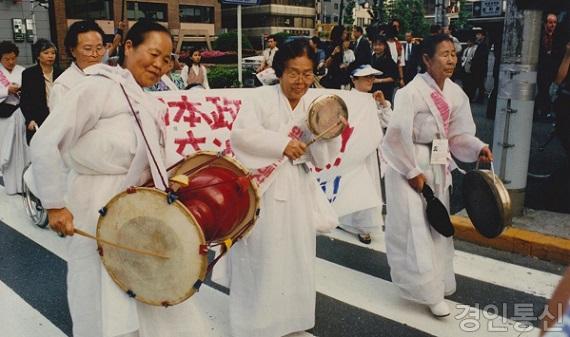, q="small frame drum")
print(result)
[97,151,260,306]
[97,187,207,306]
